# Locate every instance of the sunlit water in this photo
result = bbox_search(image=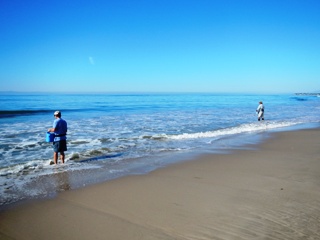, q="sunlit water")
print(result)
[1,93,319,206]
